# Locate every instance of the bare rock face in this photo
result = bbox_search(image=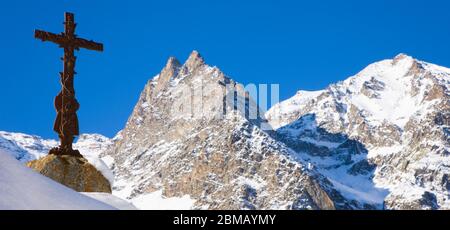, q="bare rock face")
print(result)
[102,51,342,210]
[384,191,439,210]
[26,155,112,193]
